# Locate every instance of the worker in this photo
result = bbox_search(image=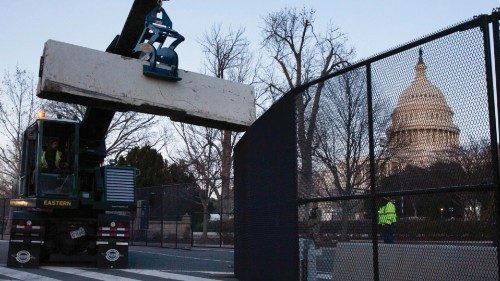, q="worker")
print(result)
[41,138,62,171]
[308,202,322,241]
[378,197,397,244]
